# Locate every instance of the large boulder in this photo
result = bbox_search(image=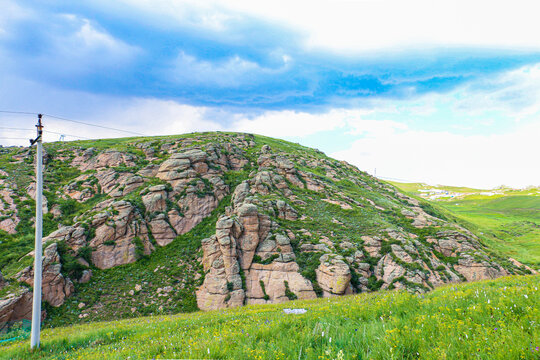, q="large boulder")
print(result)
[391,244,414,263]
[168,192,220,235]
[375,254,406,285]
[17,243,74,307]
[246,262,316,304]
[0,217,18,234]
[276,200,298,221]
[362,236,382,257]
[43,226,87,253]
[236,203,264,269]
[142,185,168,213]
[154,149,230,236]
[156,158,191,181]
[453,255,508,282]
[70,147,95,168]
[0,290,33,324]
[90,201,153,269]
[316,254,352,296]
[149,214,177,247]
[0,187,20,234]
